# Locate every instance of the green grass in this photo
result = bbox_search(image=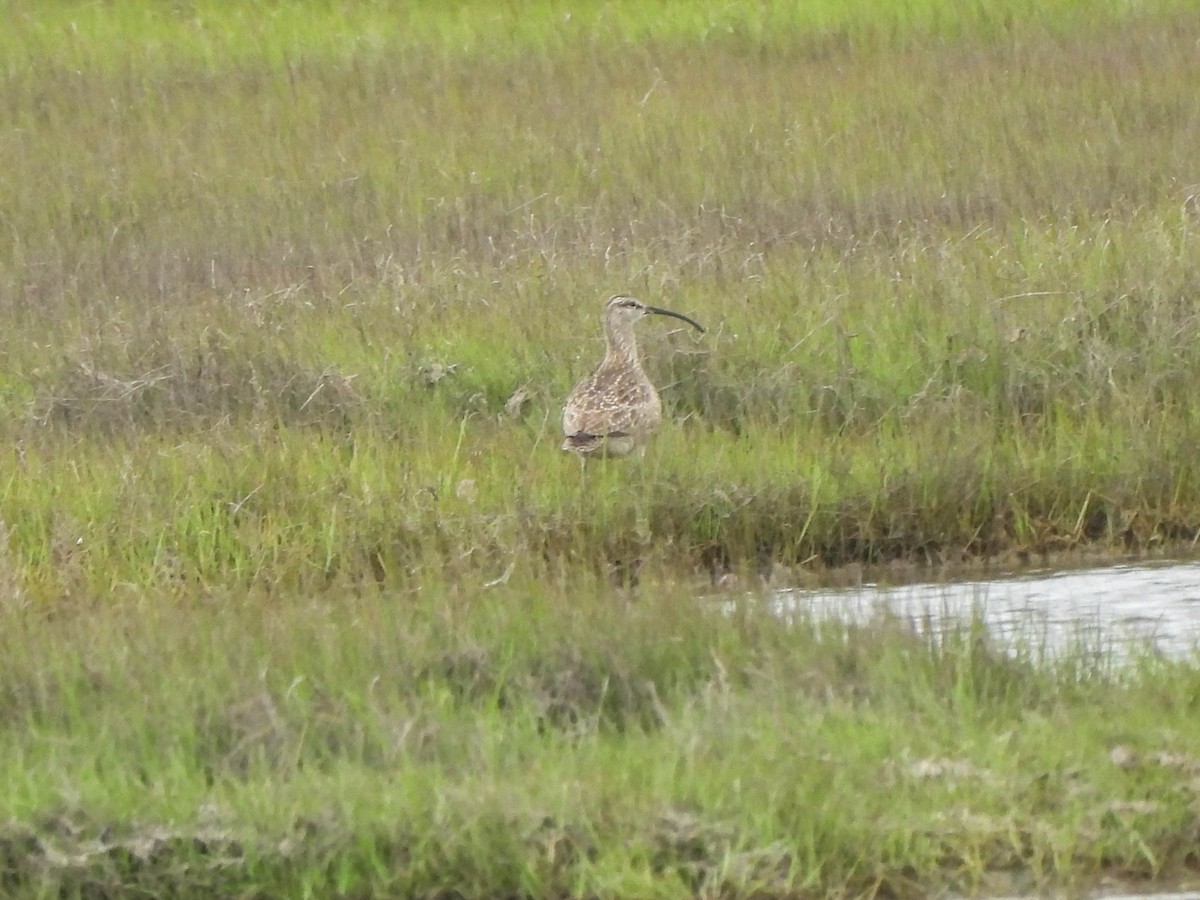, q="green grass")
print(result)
[4,0,1200,894]
[4,1,1200,586]
[3,580,1200,897]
